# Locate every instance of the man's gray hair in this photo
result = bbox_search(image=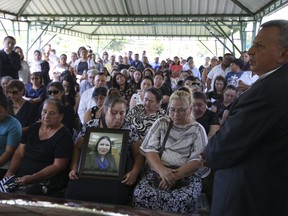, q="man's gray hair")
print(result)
[261,19,288,48]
